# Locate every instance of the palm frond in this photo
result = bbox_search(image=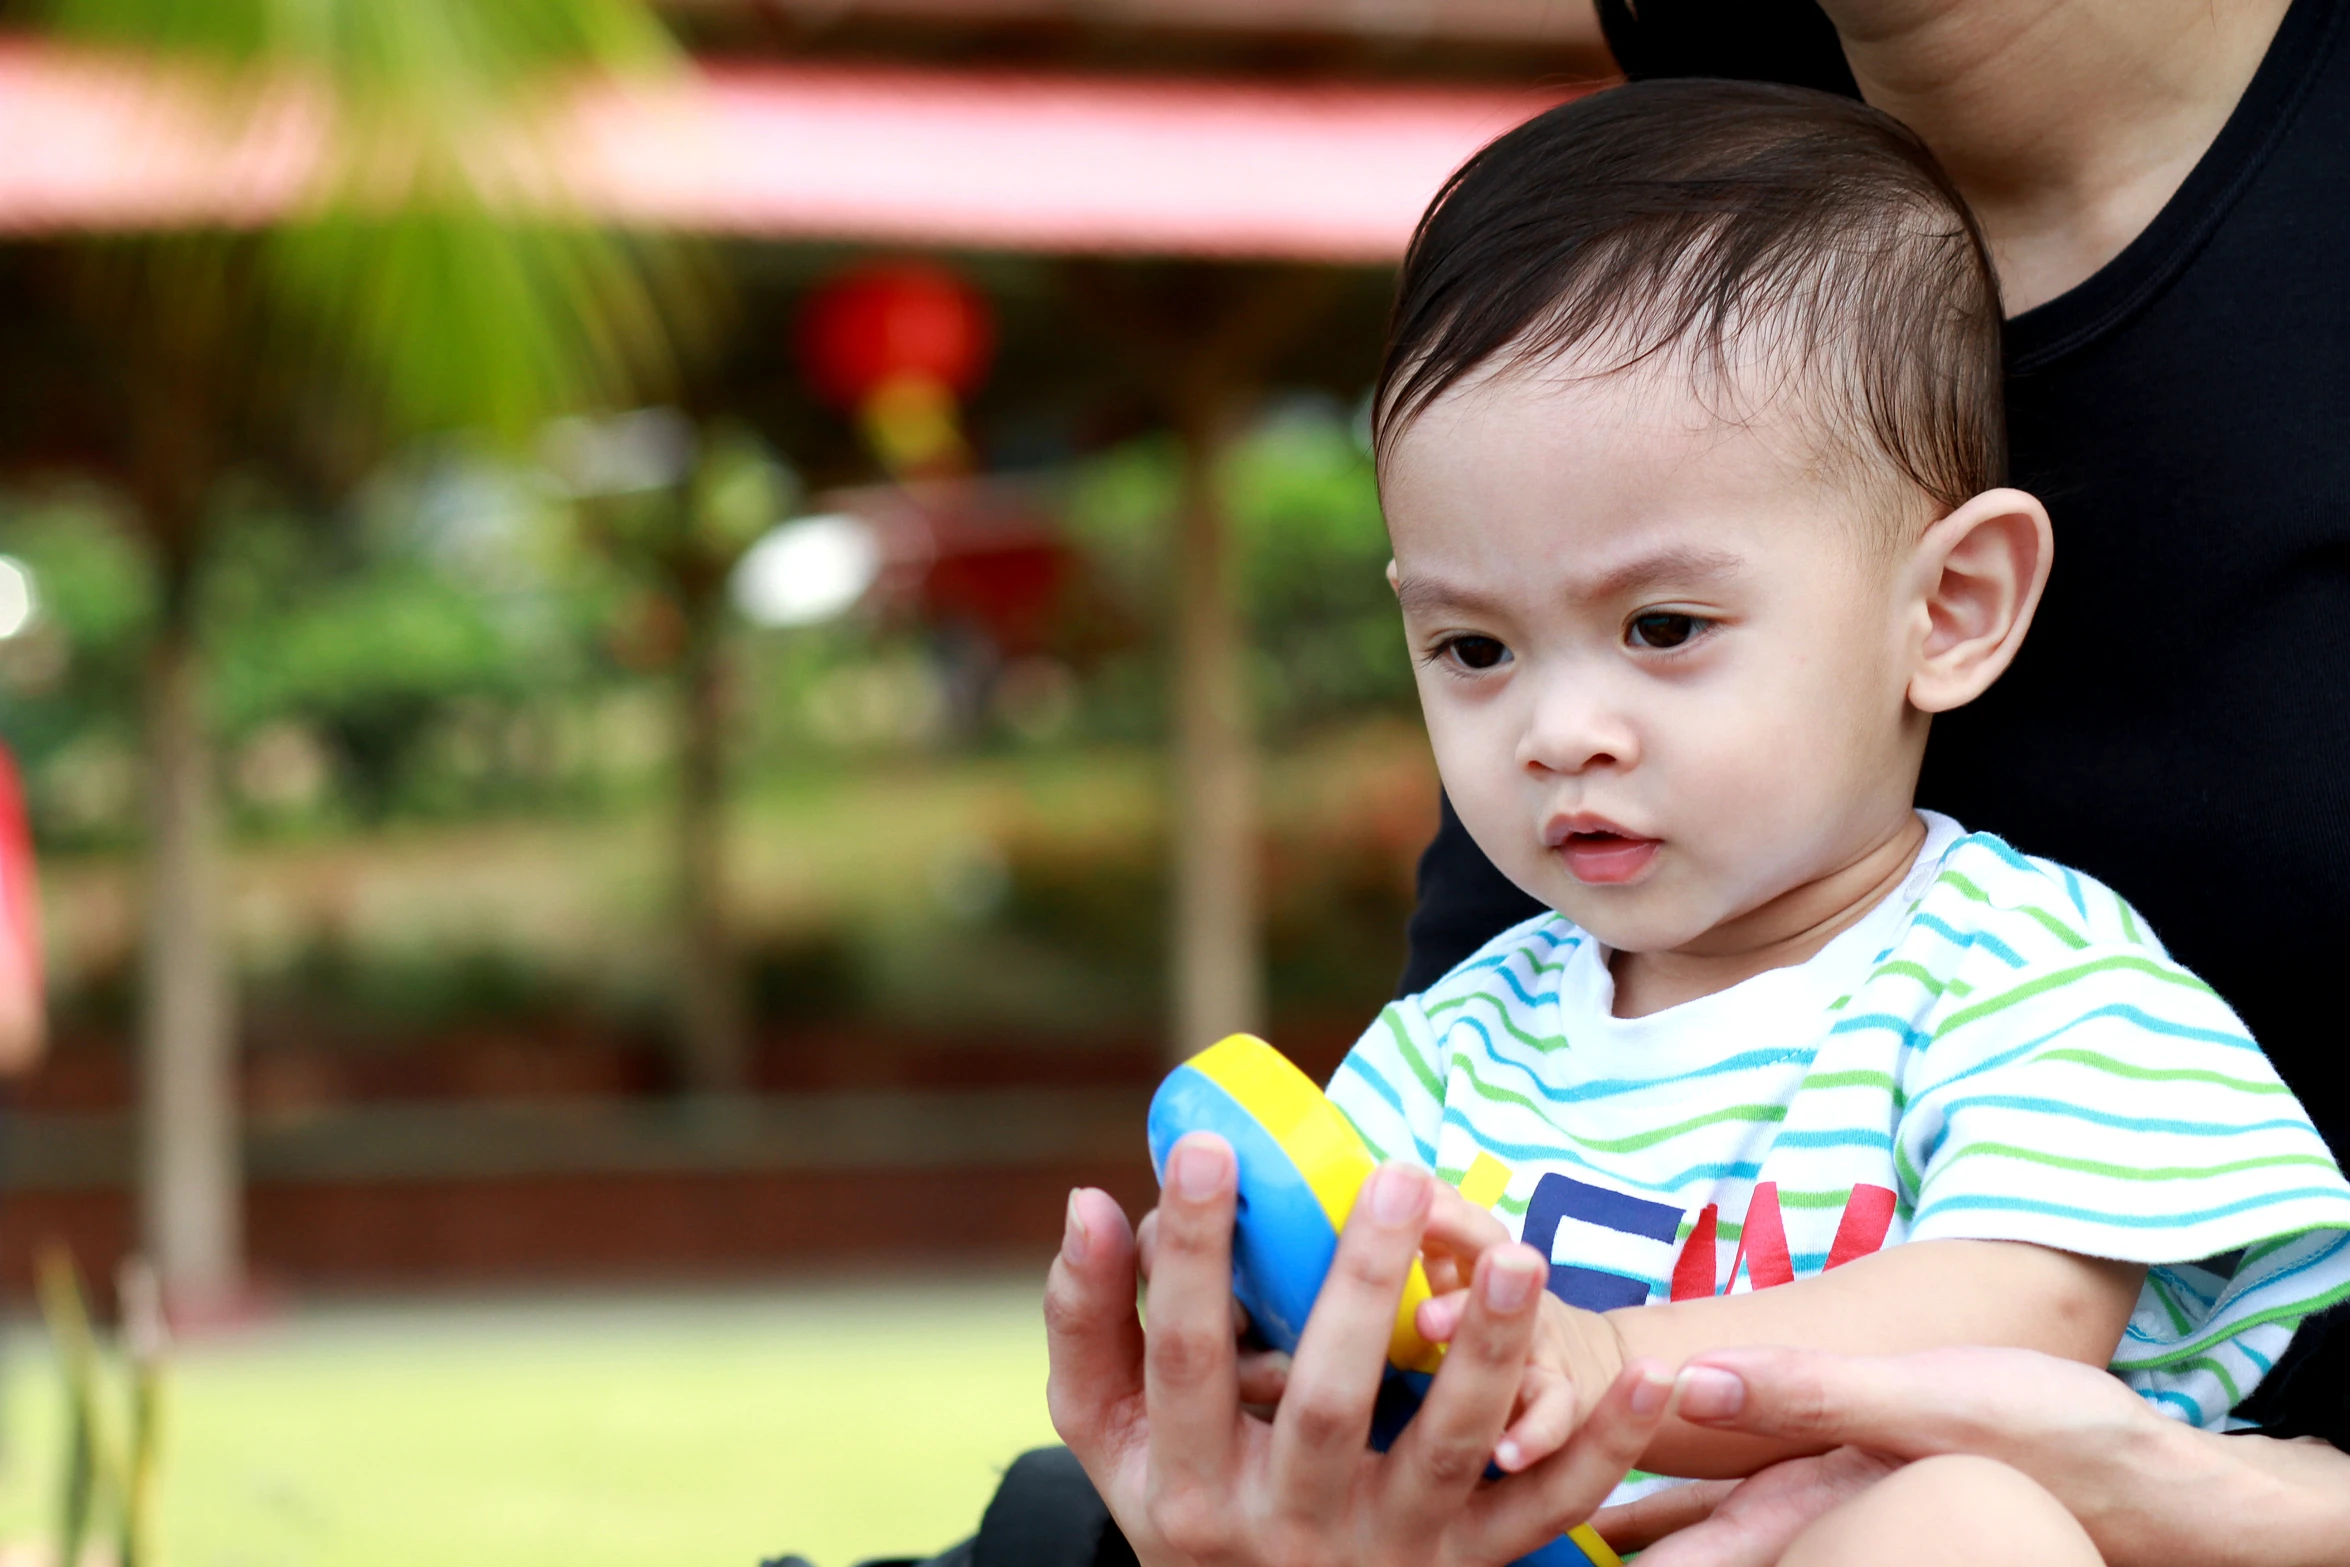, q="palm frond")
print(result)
[37,0,713,443]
